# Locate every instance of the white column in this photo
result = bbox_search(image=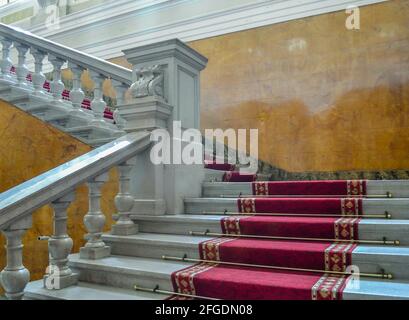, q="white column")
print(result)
[31,48,48,98]
[49,55,66,104]
[0,37,14,84]
[89,71,107,127]
[80,173,110,259]
[14,43,30,90]
[44,193,78,290]
[112,158,138,235]
[0,216,32,300]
